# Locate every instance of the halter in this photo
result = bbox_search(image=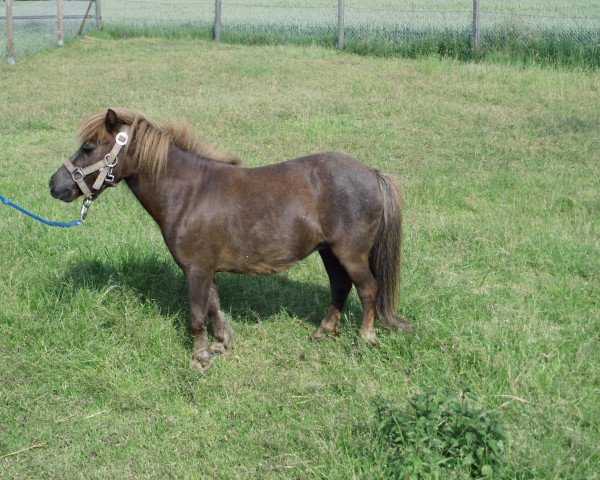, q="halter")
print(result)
[63,129,130,200]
